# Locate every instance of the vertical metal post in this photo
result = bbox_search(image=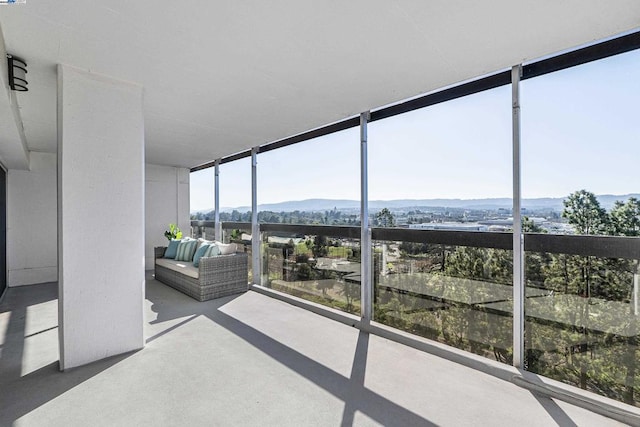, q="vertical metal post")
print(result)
[633,260,640,315]
[251,147,261,285]
[360,112,372,323]
[214,159,221,242]
[512,64,524,369]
